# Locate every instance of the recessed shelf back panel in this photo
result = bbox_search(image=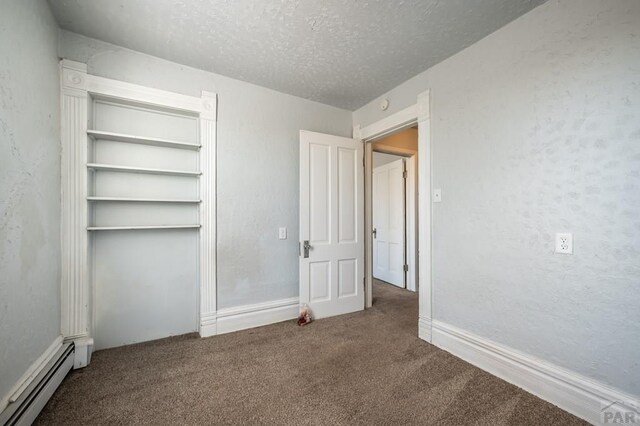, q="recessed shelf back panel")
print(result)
[93,172,199,200]
[93,231,198,349]
[92,201,198,228]
[93,99,198,144]
[93,138,198,171]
